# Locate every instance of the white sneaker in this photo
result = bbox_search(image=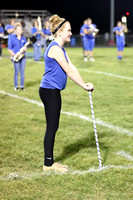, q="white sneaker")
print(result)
[43,162,68,173]
[14,87,19,91]
[84,57,88,62]
[20,87,25,91]
[89,57,95,62]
